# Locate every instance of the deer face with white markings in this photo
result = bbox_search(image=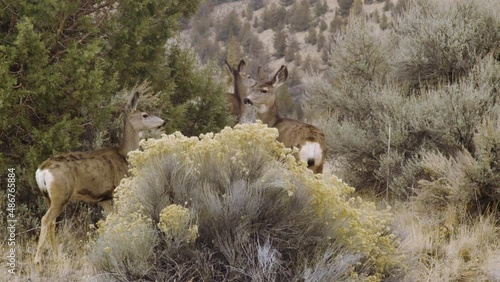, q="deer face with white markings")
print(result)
[244,65,288,117]
[225,60,256,123]
[34,87,165,269]
[243,65,326,174]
